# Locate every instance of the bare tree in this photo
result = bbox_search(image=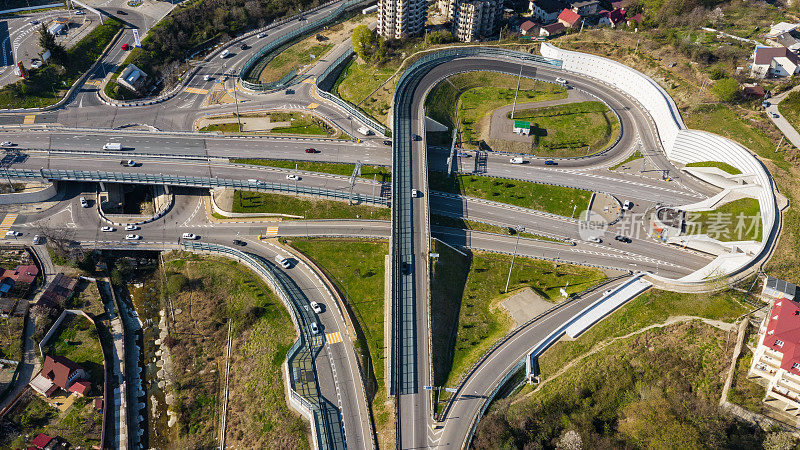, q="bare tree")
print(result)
[36,224,77,259]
